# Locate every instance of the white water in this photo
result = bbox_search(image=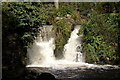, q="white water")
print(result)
[26,25,119,69]
[27,38,55,65]
[63,25,84,62]
[27,25,55,65]
[27,25,86,67]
